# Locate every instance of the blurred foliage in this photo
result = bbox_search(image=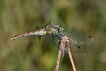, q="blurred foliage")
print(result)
[0,0,106,71]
